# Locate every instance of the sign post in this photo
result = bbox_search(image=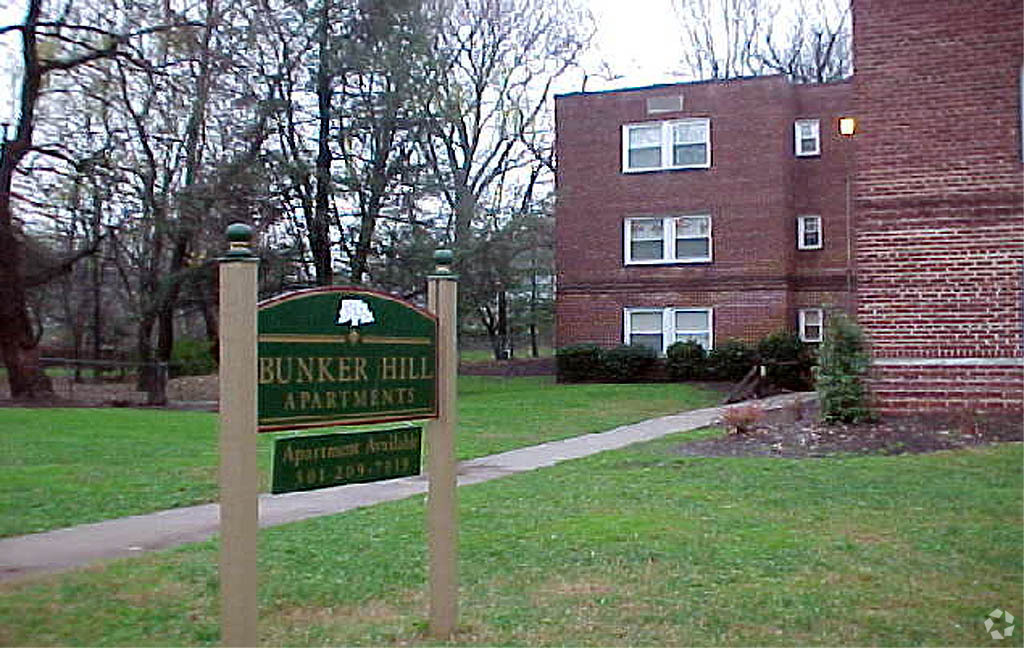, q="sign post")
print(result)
[218,224,259,647]
[216,228,454,644]
[427,250,458,638]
